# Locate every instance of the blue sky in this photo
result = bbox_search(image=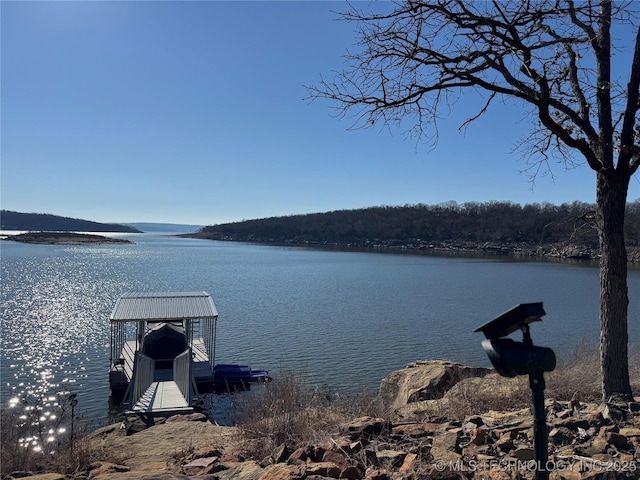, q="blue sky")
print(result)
[2,1,638,226]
